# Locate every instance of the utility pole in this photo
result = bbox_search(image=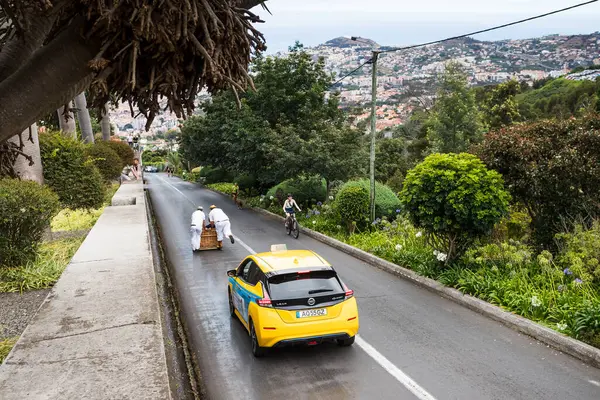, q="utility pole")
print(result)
[368,51,380,222]
[351,36,380,222]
